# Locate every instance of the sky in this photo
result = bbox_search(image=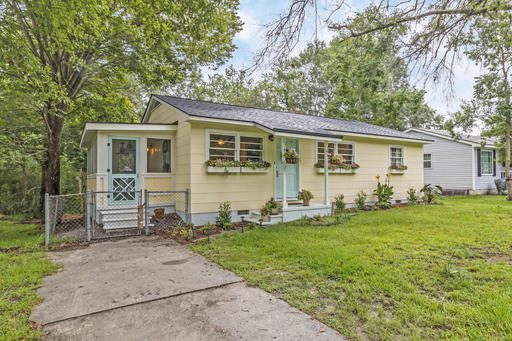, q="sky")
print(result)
[206,0,483,119]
